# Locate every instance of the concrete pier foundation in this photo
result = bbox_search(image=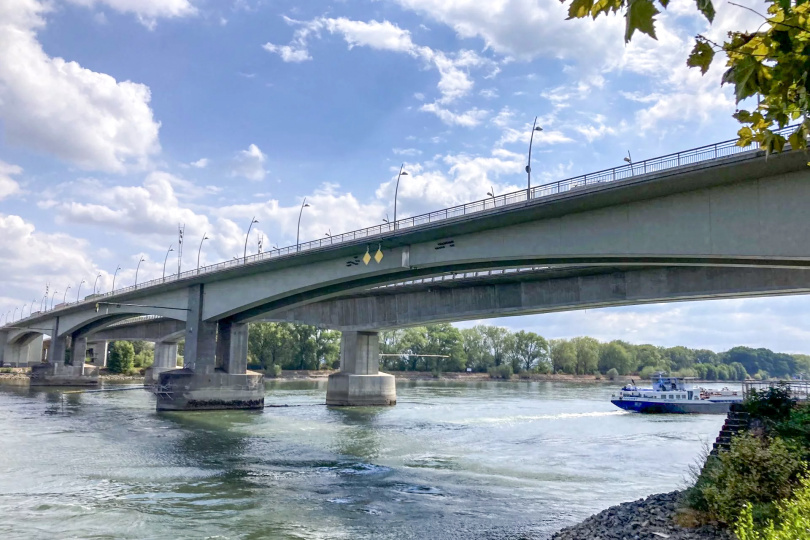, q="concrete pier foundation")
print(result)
[154,286,264,411]
[326,331,396,406]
